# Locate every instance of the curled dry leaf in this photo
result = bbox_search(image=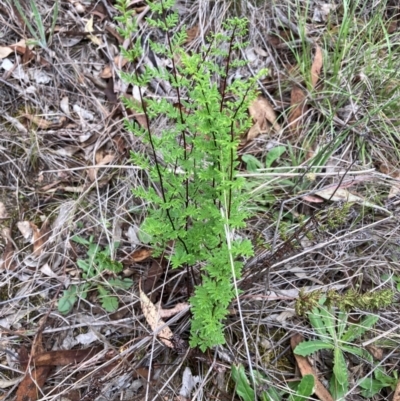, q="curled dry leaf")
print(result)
[185,25,200,44]
[88,152,115,181]
[288,45,323,136]
[393,378,400,401]
[33,221,51,257]
[0,46,13,59]
[101,55,129,79]
[311,45,323,88]
[365,345,383,361]
[291,334,334,401]
[140,285,174,348]
[288,85,307,134]
[247,95,281,140]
